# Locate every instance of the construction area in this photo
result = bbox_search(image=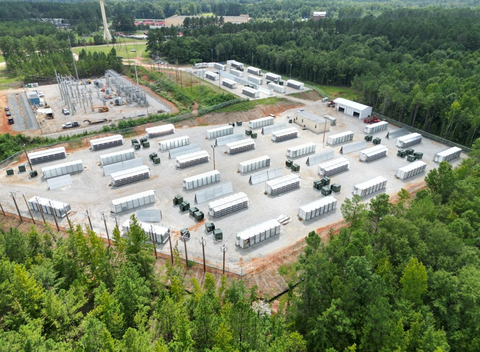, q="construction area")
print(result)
[0,96,465,277]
